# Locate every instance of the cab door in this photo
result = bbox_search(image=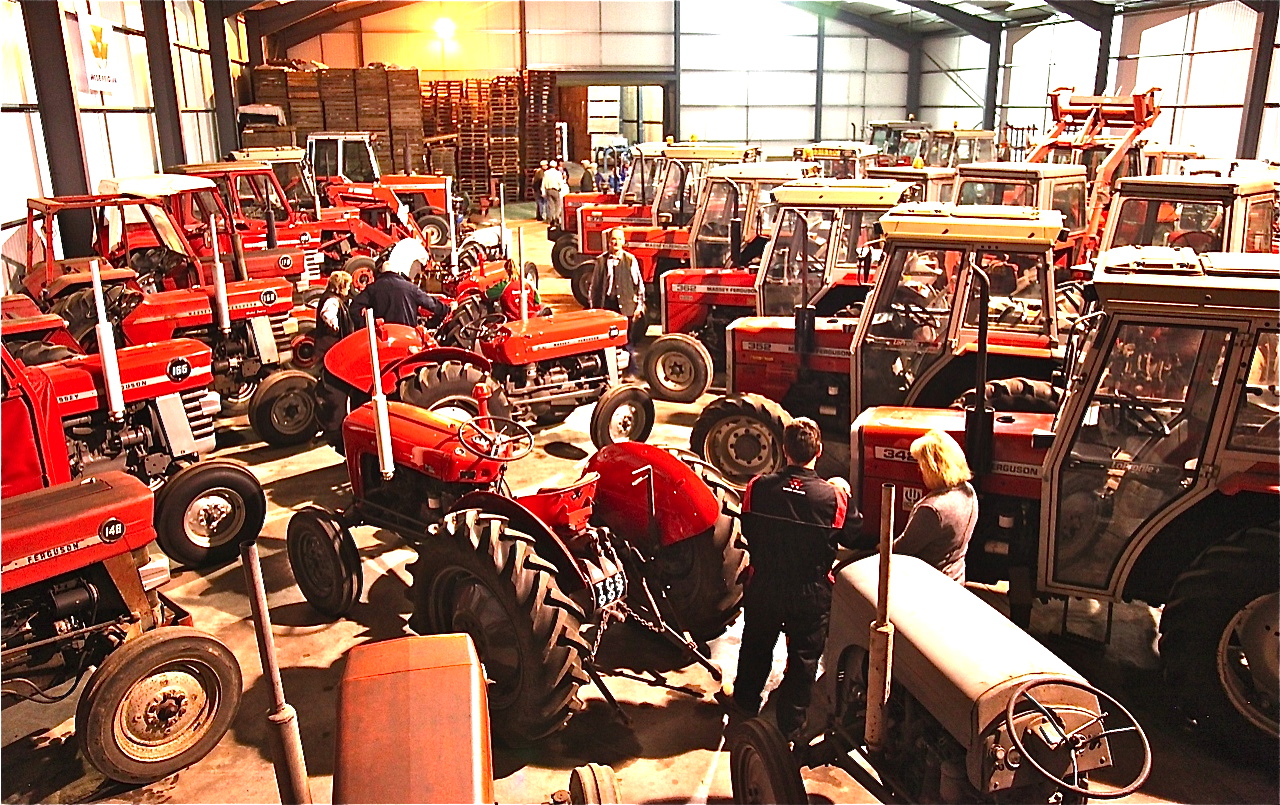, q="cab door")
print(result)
[755,207,837,316]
